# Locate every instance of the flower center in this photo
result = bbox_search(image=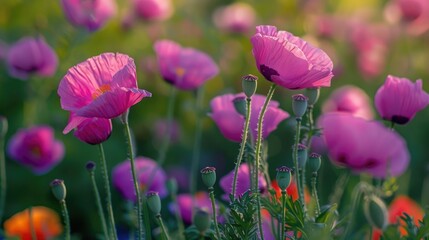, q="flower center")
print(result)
[175,67,186,78]
[92,84,111,100]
